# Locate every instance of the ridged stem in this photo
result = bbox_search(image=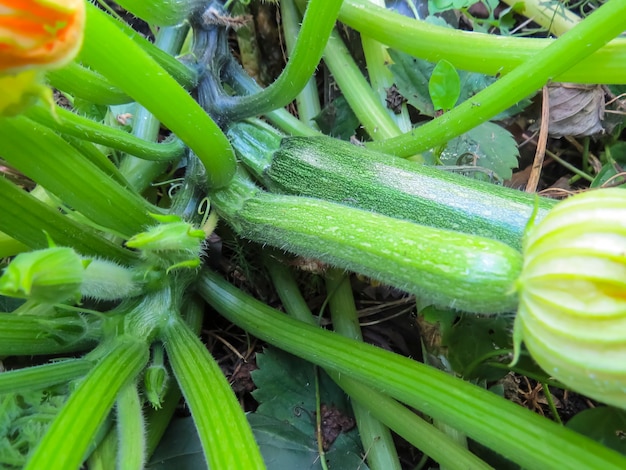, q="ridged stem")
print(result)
[25,103,185,162]
[0,311,99,356]
[0,175,136,263]
[325,269,402,470]
[162,316,266,469]
[322,29,401,141]
[116,381,146,470]
[117,25,189,193]
[339,0,626,84]
[0,359,92,394]
[220,0,343,122]
[81,4,235,188]
[264,255,491,469]
[197,269,626,470]
[46,62,130,105]
[0,116,154,237]
[24,337,150,470]
[280,0,321,127]
[359,0,412,133]
[365,0,626,157]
